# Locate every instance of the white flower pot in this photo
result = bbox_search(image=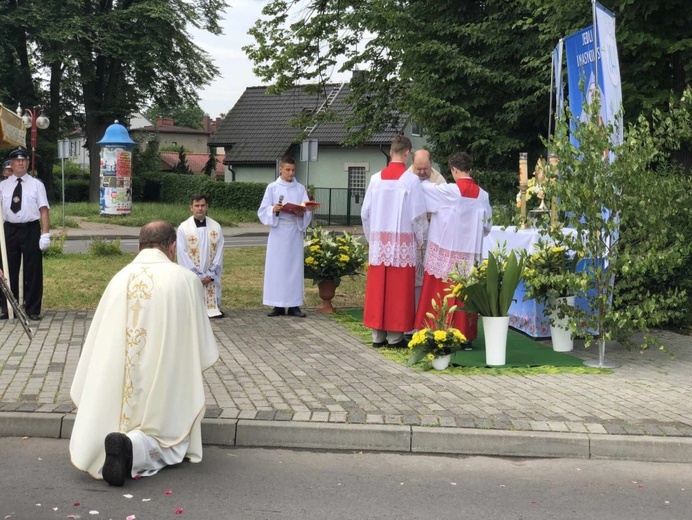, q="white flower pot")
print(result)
[482,316,509,366]
[549,296,575,352]
[431,354,451,371]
